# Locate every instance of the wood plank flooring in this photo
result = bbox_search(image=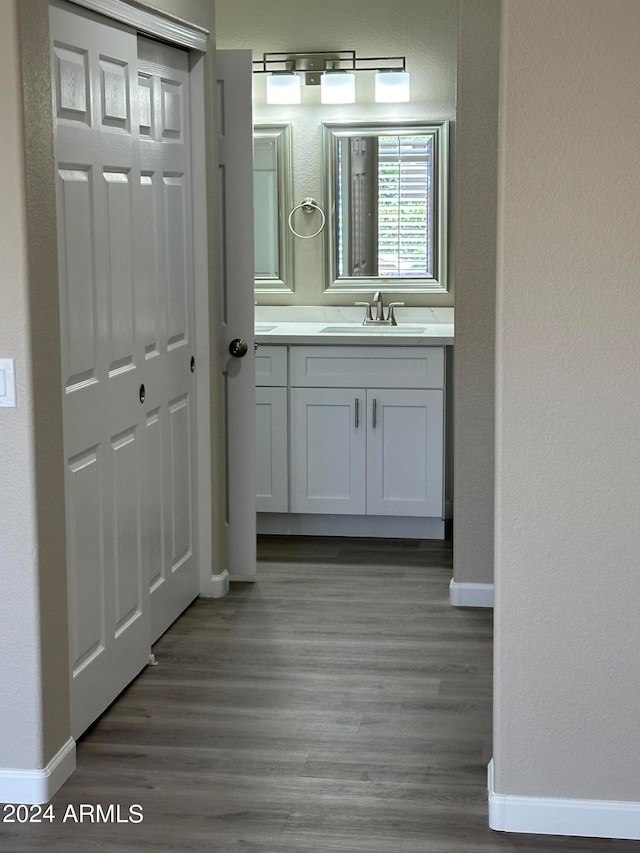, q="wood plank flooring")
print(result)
[1,536,636,852]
